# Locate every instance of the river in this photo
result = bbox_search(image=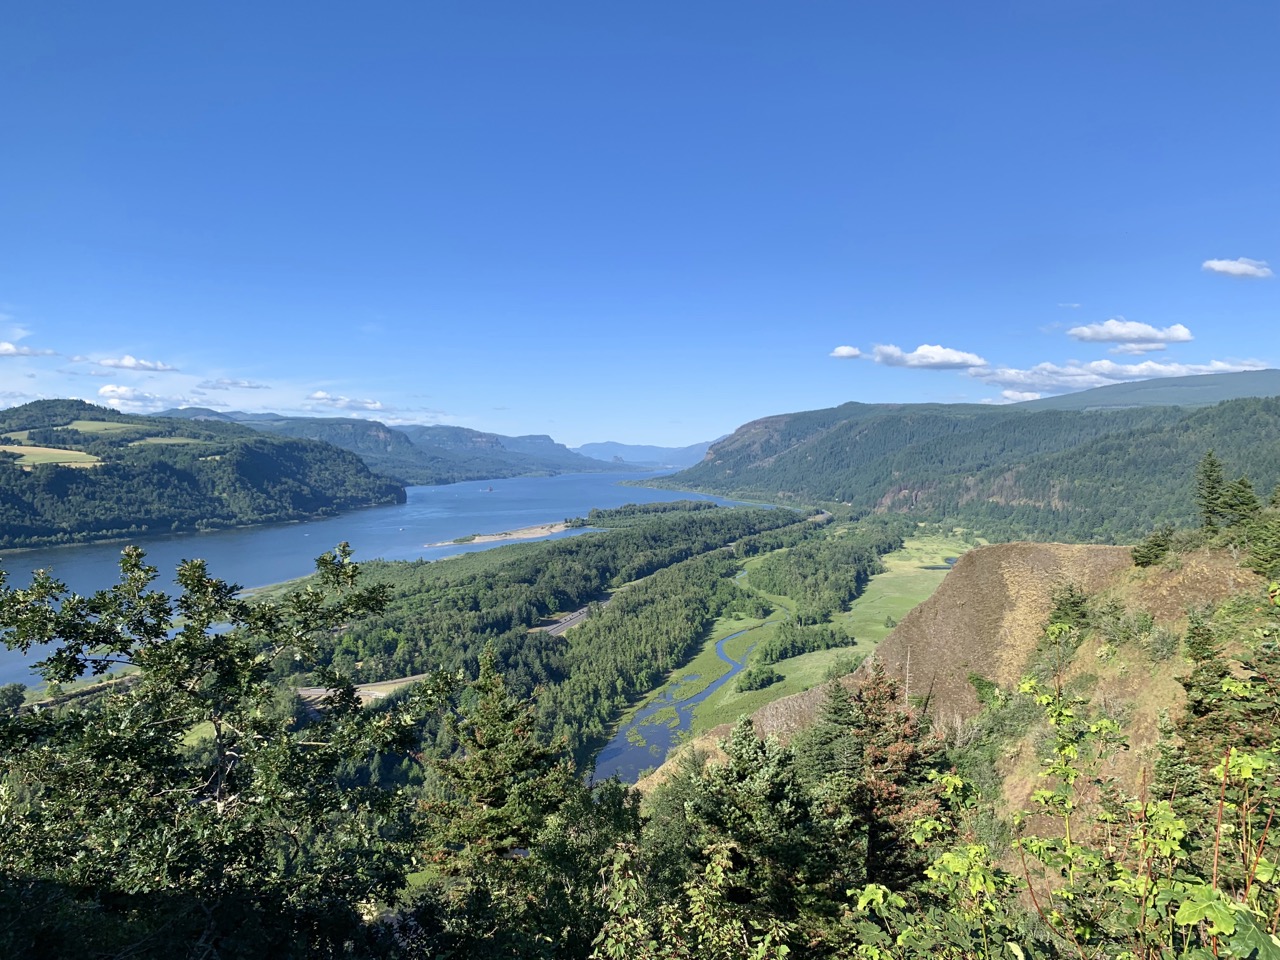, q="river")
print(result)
[591,624,765,783]
[0,472,744,686]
